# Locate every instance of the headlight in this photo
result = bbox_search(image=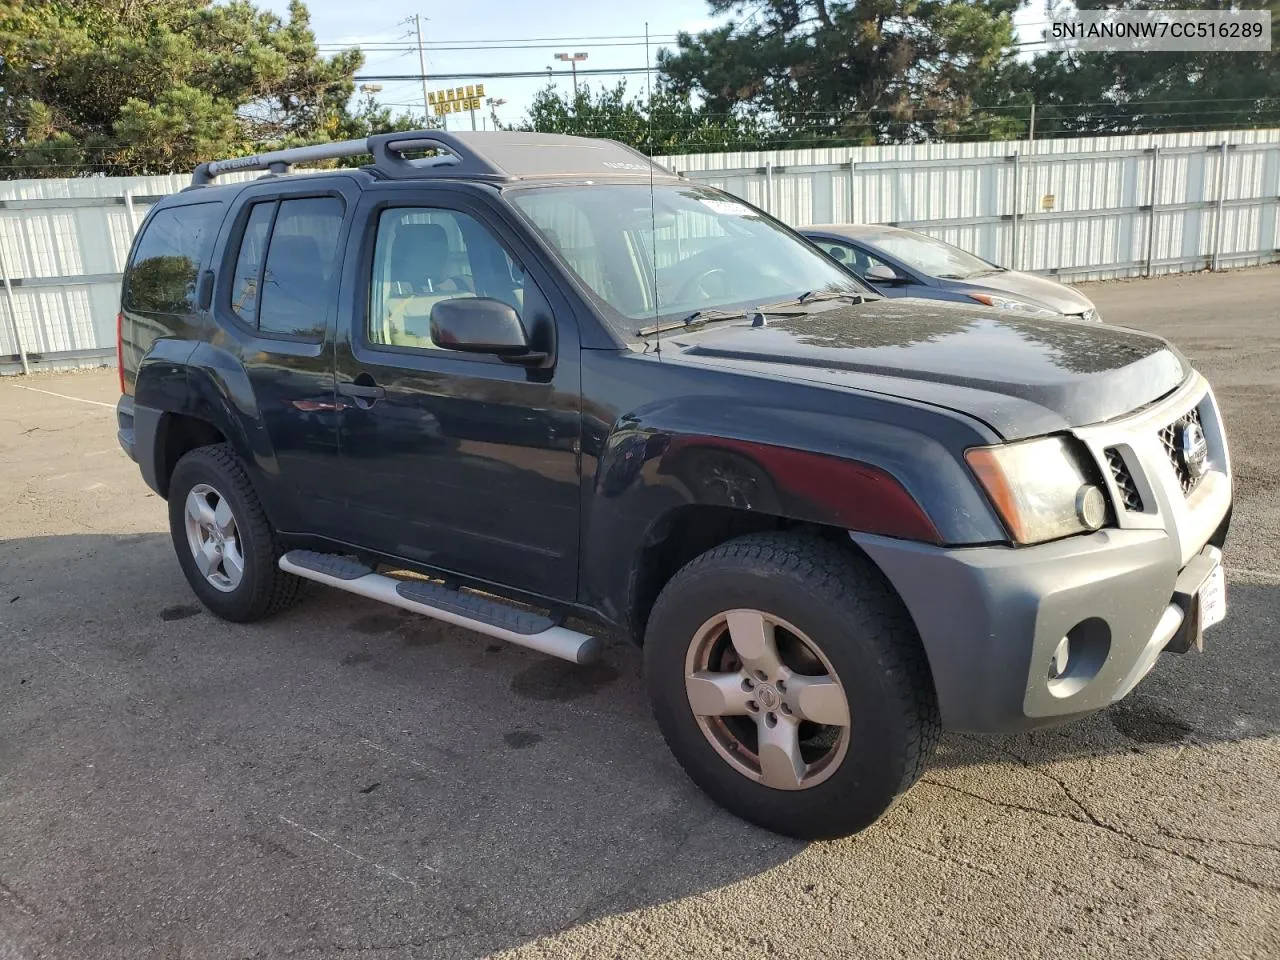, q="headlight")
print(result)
[967,293,1058,318]
[965,437,1109,544]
